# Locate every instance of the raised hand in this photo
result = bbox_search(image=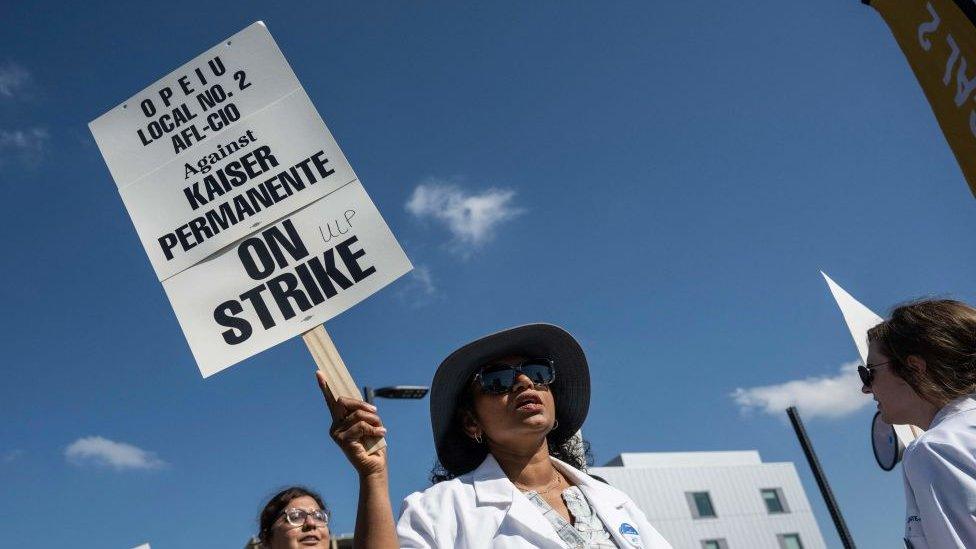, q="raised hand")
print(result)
[316,371,388,478]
